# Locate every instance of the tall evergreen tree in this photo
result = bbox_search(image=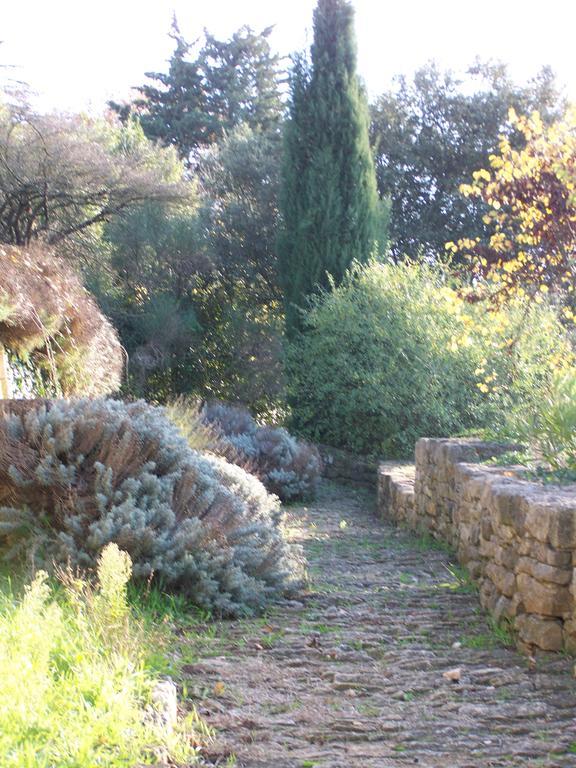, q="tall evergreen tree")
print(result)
[111,21,283,164]
[279,0,380,335]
